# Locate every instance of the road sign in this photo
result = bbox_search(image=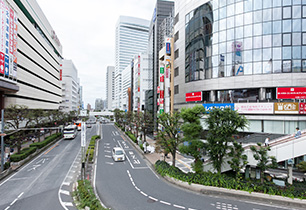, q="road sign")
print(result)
[81,122,86,147]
